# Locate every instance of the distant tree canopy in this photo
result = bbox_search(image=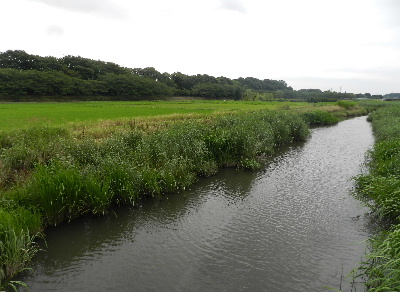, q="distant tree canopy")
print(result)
[0,50,128,78]
[235,77,290,91]
[0,50,370,101]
